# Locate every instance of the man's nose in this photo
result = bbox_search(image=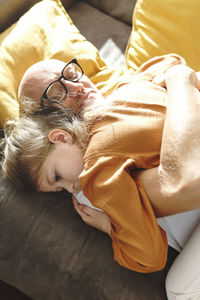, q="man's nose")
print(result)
[64,81,83,96]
